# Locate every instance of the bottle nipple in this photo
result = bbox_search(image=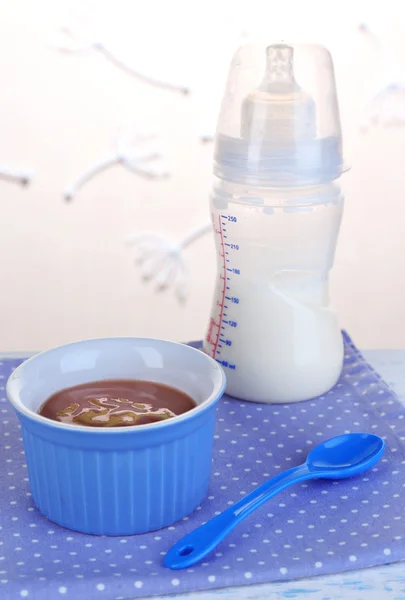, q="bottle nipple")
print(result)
[240,43,316,144]
[258,44,297,93]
